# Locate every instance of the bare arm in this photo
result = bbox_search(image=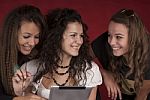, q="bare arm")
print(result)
[88,87,97,100]
[136,80,150,100]
[100,68,122,100]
